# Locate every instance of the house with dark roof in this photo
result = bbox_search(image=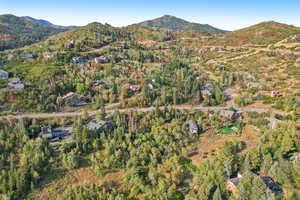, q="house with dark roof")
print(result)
[39,125,71,142]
